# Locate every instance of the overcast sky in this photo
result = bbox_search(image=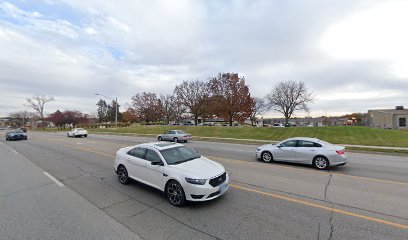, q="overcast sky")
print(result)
[1,0,407,118]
